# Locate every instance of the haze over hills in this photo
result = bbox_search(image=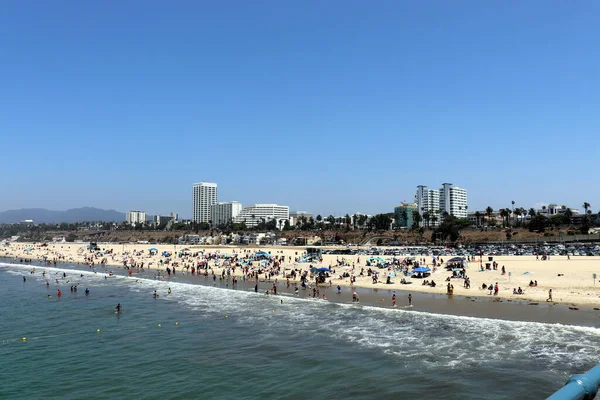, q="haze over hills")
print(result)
[0,207,126,224]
